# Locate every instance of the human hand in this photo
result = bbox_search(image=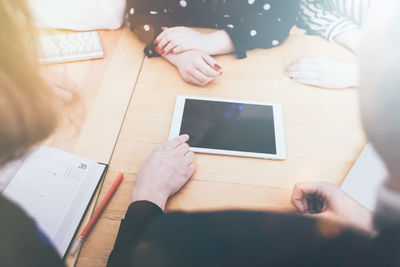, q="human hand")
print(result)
[155,26,210,55]
[291,182,373,234]
[42,71,77,102]
[285,57,359,89]
[164,50,222,86]
[155,27,235,56]
[132,135,195,210]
